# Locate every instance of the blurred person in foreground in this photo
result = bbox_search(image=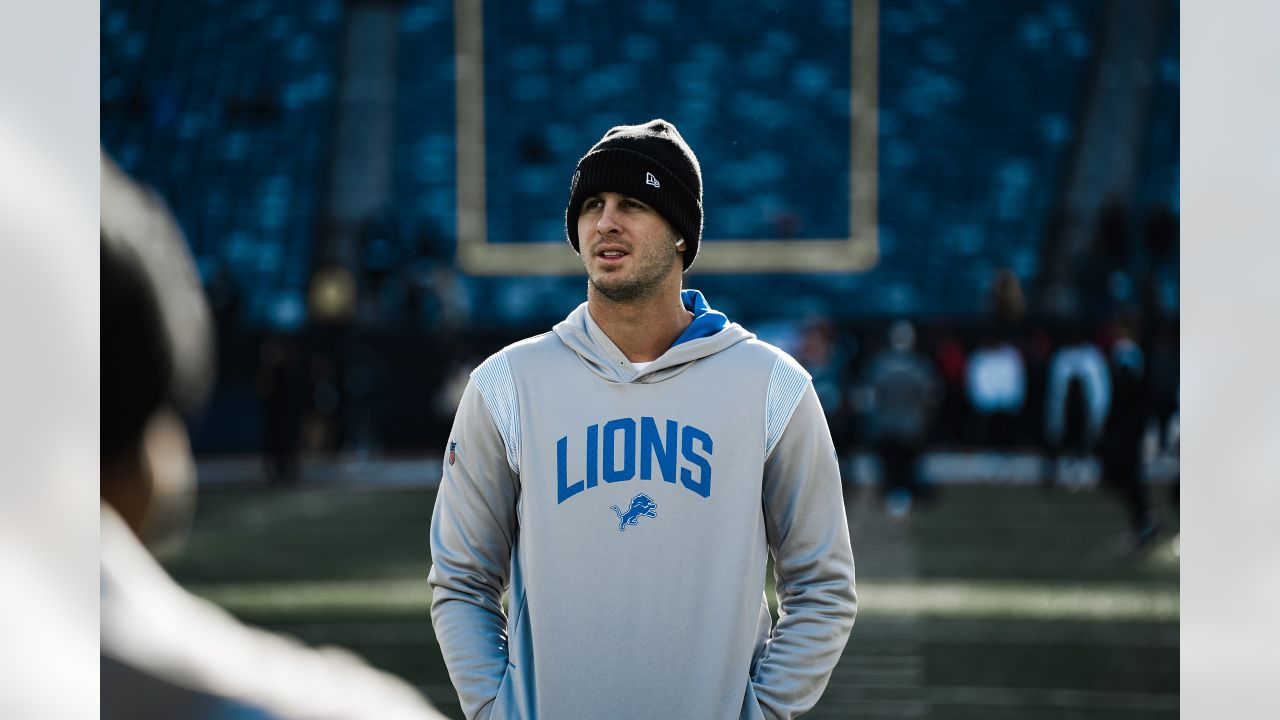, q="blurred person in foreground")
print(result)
[862,320,942,519]
[428,120,856,719]
[0,126,99,720]
[100,153,446,720]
